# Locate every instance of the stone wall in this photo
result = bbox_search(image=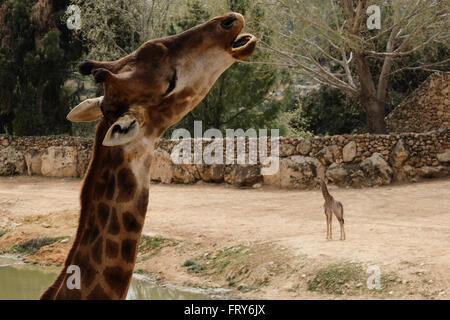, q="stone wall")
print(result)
[1,130,449,188]
[386,73,450,133]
